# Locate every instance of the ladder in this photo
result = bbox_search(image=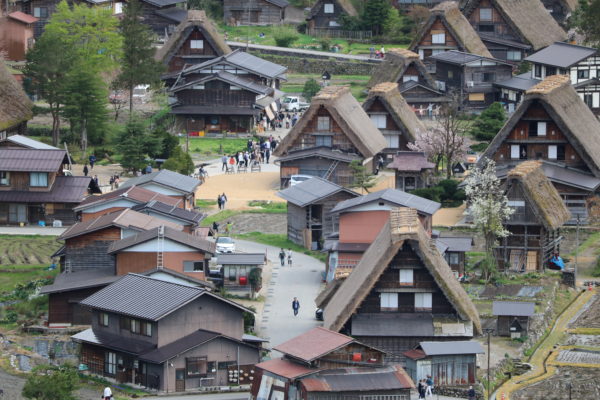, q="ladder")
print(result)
[323,160,339,180]
[157,225,165,269]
